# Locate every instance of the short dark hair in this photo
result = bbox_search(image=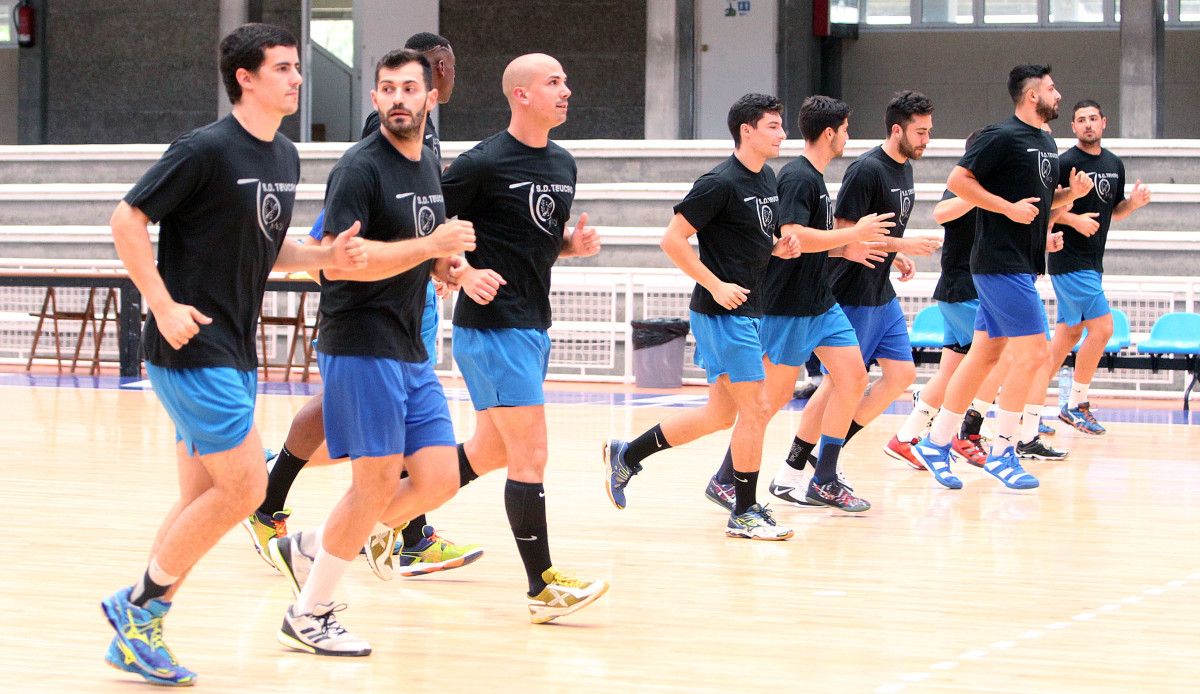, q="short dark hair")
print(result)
[1073,99,1103,118]
[1008,64,1052,104]
[404,32,451,53]
[799,95,851,143]
[727,93,784,146]
[375,48,433,90]
[885,90,934,134]
[219,23,298,103]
